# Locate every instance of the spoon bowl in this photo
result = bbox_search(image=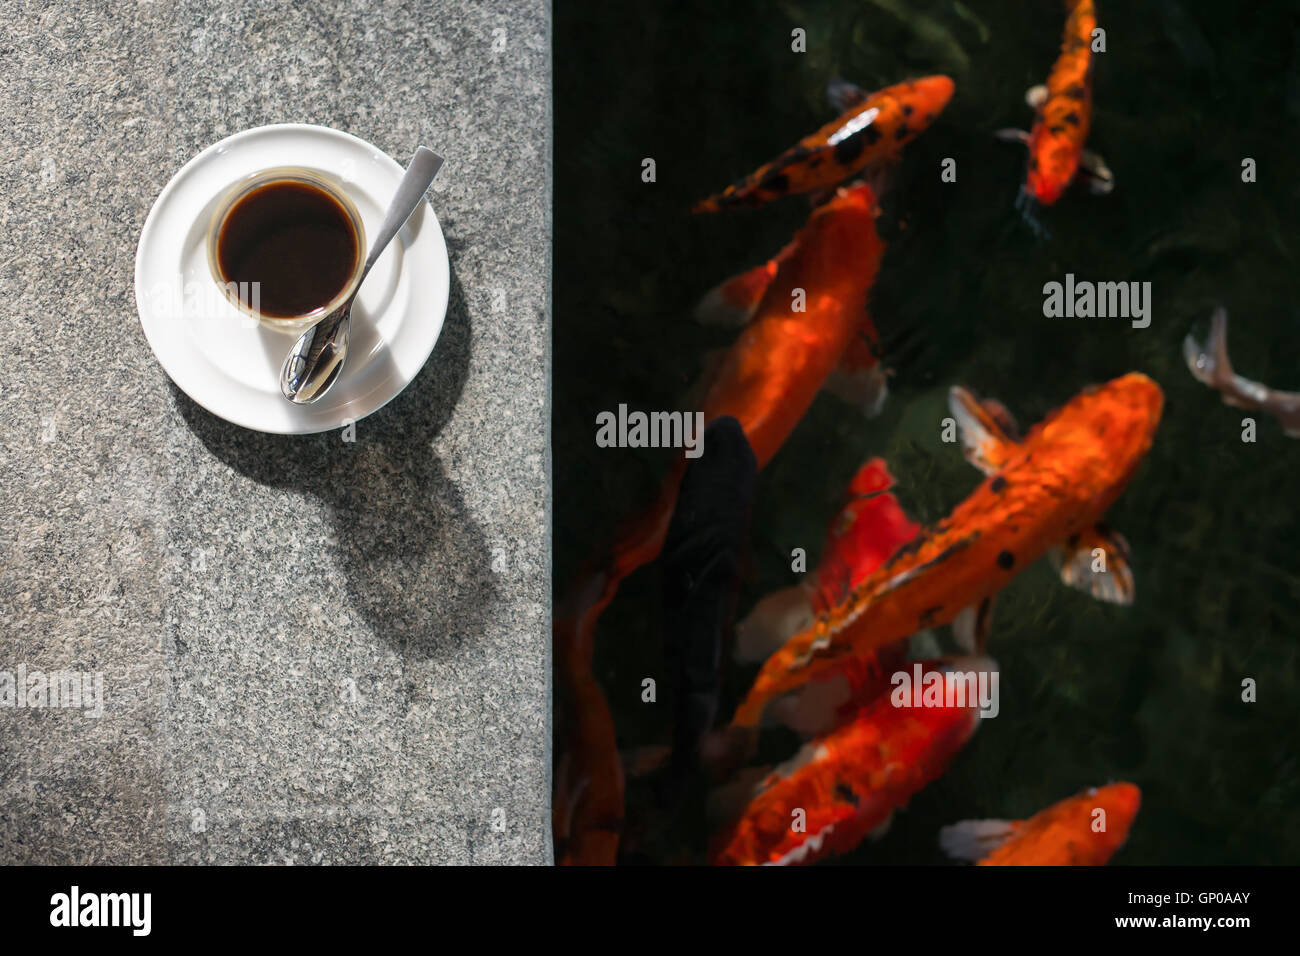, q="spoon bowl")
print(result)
[280,146,444,404]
